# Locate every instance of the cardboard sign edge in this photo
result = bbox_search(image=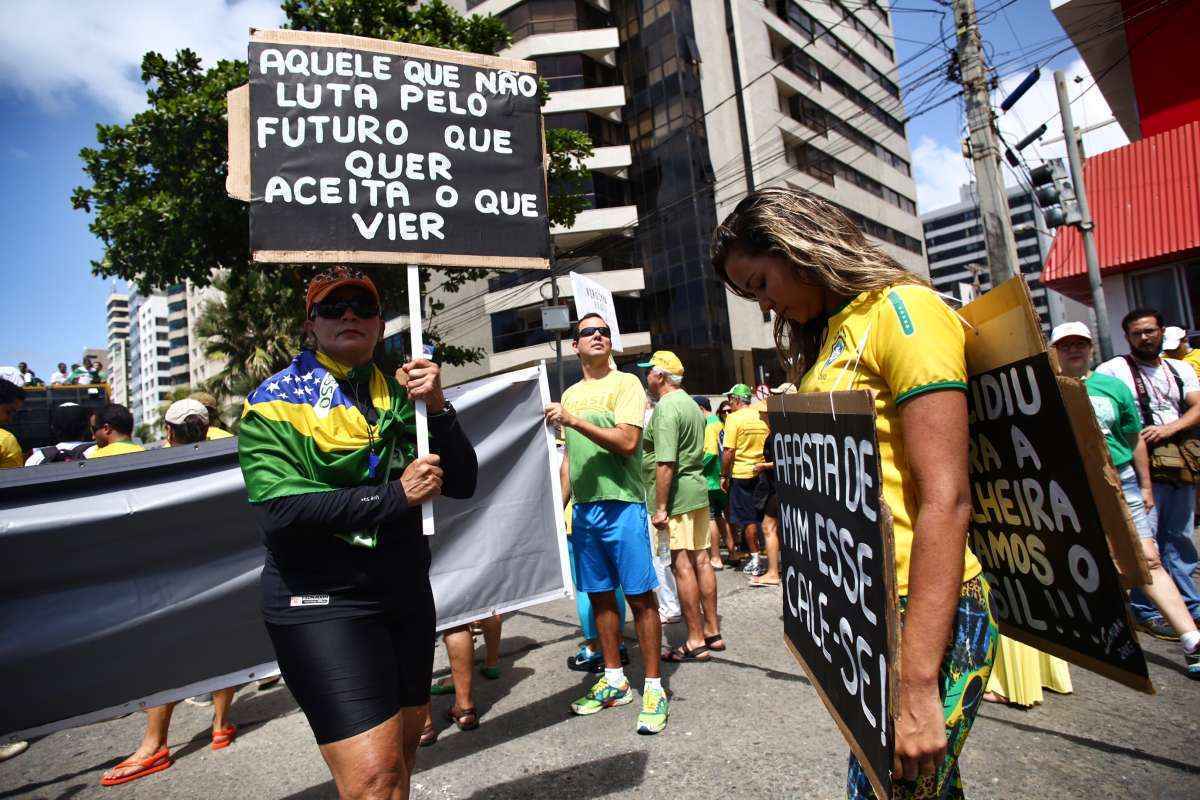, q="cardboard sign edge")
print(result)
[784,636,891,800]
[249,28,539,73]
[251,250,549,269]
[226,85,251,201]
[1055,375,1151,586]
